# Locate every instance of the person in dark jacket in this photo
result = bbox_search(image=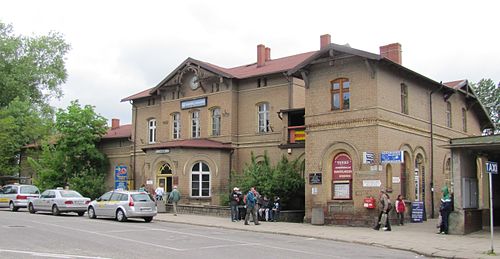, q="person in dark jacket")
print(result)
[229,187,241,222]
[271,196,281,222]
[438,186,452,234]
